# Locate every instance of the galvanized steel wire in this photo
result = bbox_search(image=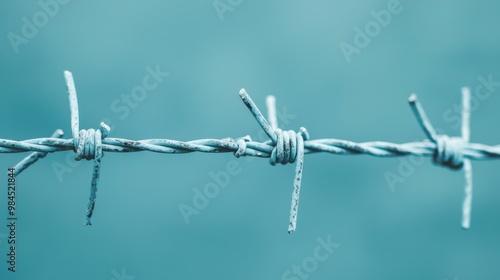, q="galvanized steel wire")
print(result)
[2,71,498,232]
